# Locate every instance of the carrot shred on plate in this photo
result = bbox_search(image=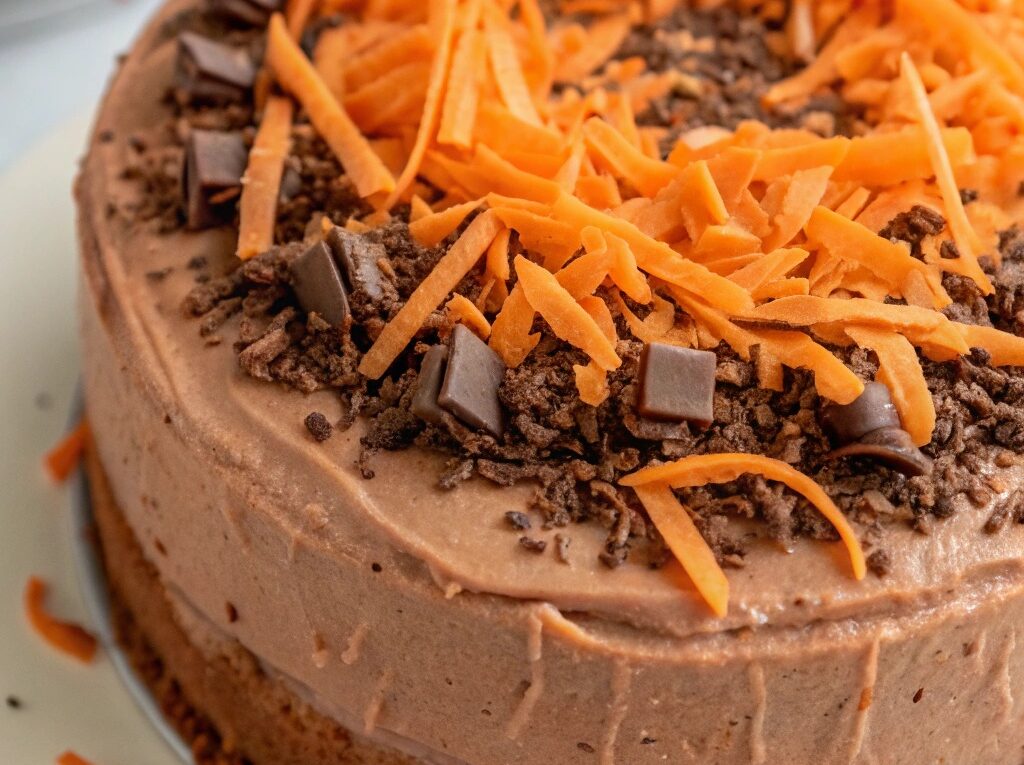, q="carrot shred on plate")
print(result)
[622,454,867,582]
[44,419,90,483]
[359,210,502,379]
[24,577,98,664]
[56,752,96,765]
[408,198,482,247]
[237,95,294,260]
[633,484,730,617]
